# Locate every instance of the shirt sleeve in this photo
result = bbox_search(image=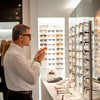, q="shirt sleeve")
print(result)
[10,54,40,85]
